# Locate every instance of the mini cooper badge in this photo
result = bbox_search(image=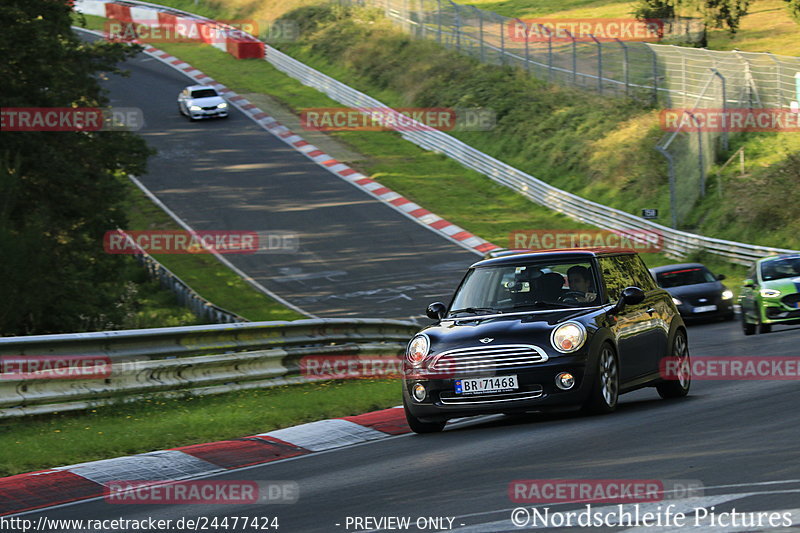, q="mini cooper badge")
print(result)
[479,338,494,344]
